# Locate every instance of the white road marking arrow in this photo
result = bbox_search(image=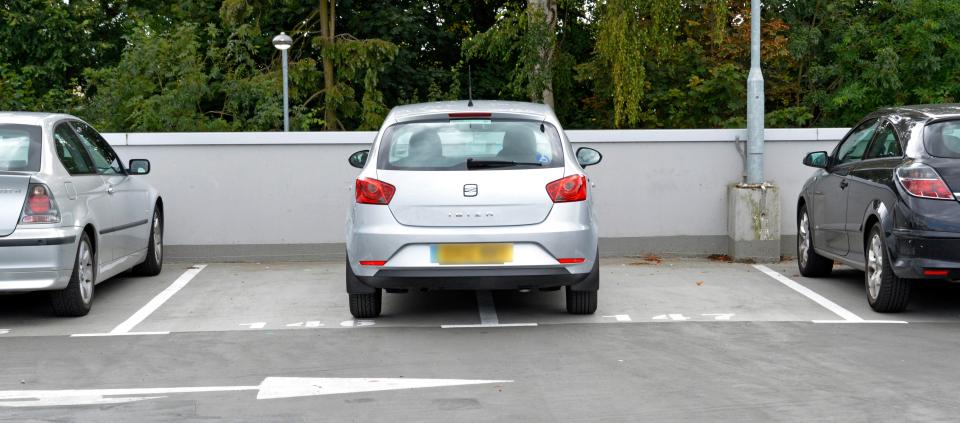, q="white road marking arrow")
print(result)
[603,314,632,322]
[240,322,266,329]
[702,313,735,320]
[0,377,511,408]
[651,314,690,321]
